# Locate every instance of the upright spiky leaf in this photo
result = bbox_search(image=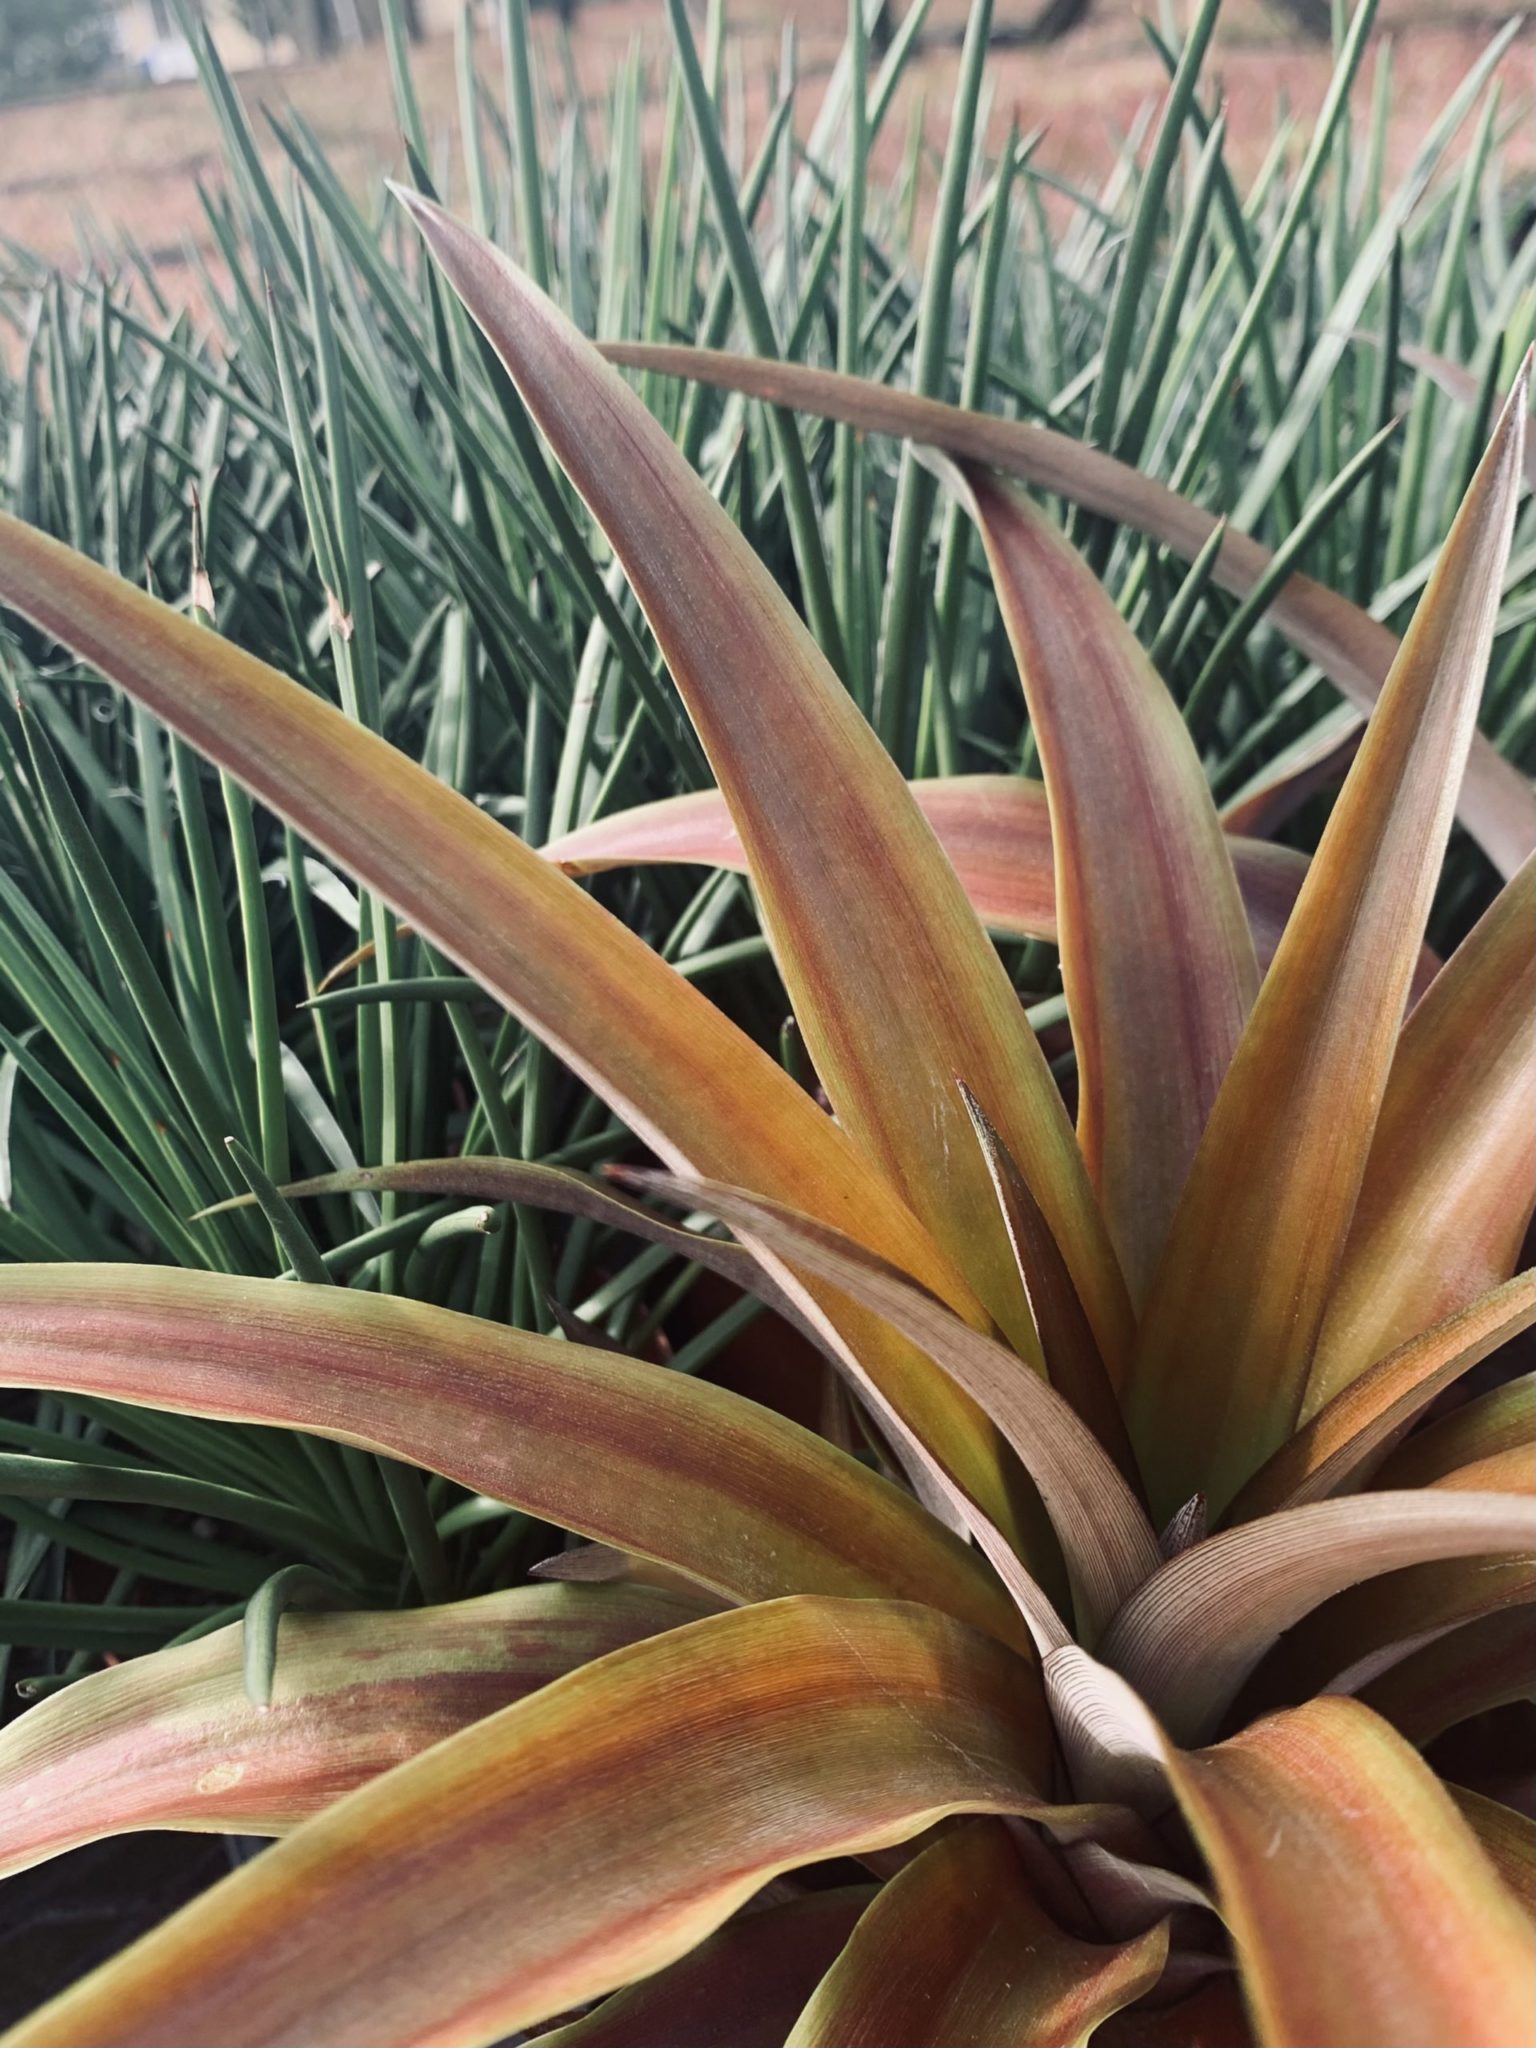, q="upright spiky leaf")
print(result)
[945,468,1258,1301]
[1307,856,1536,1409]
[1126,366,1529,1517]
[396,190,1132,1382]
